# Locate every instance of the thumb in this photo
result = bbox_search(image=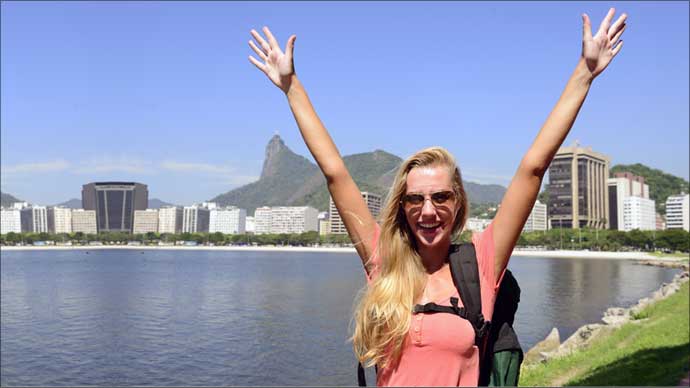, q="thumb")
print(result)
[285,34,296,61]
[582,13,592,41]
